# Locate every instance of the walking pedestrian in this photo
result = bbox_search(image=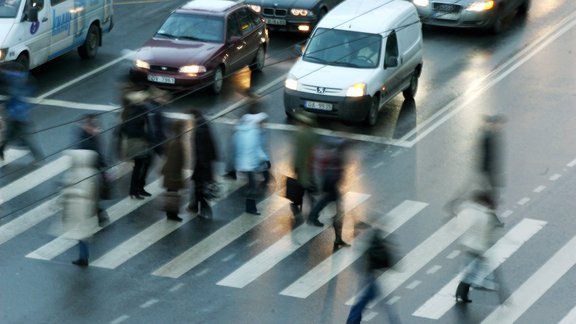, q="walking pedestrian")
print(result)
[234,111,270,215]
[55,150,101,267]
[118,89,153,199]
[188,109,218,219]
[161,119,187,222]
[307,137,349,249]
[455,191,505,304]
[0,62,43,162]
[144,86,169,157]
[77,113,110,226]
[290,112,319,219]
[478,115,506,204]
